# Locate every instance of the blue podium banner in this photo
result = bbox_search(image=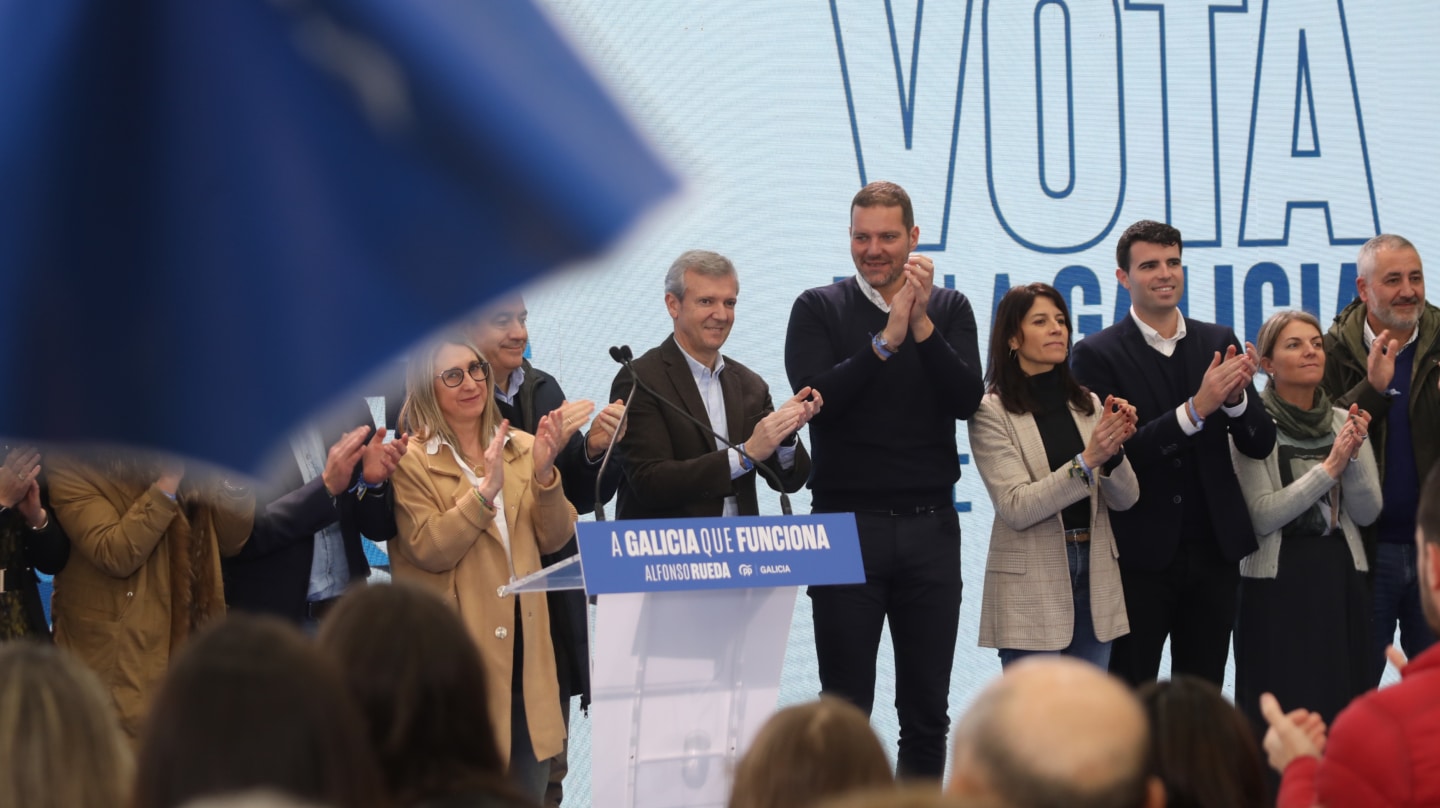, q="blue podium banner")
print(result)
[576,514,864,595]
